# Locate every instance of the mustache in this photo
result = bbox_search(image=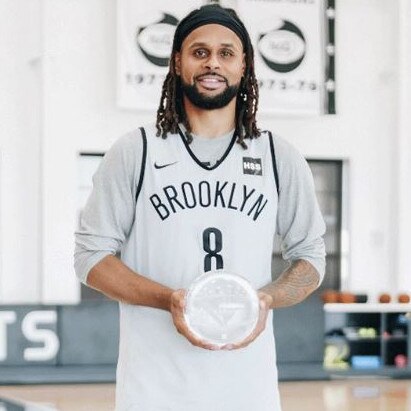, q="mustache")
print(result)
[195,72,228,83]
